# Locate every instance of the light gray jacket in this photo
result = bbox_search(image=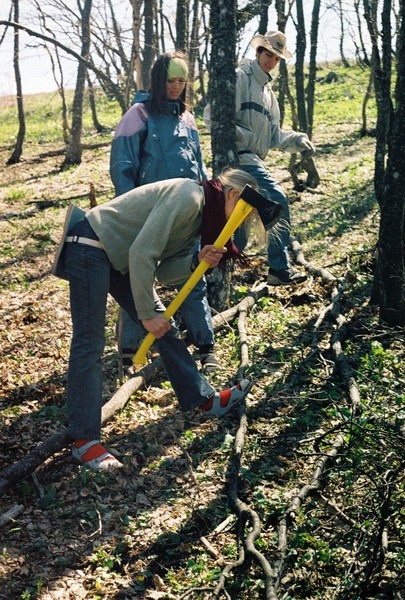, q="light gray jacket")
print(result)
[86,178,204,320]
[236,59,308,165]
